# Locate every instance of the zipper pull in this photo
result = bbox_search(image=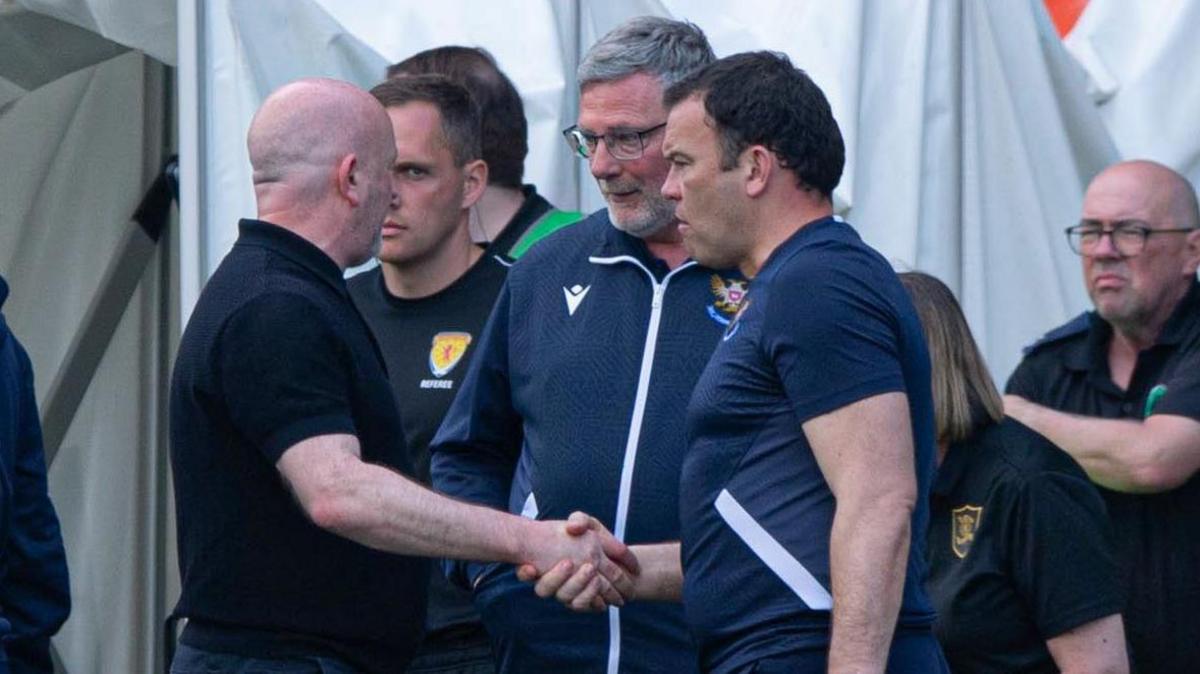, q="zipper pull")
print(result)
[651,284,665,309]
